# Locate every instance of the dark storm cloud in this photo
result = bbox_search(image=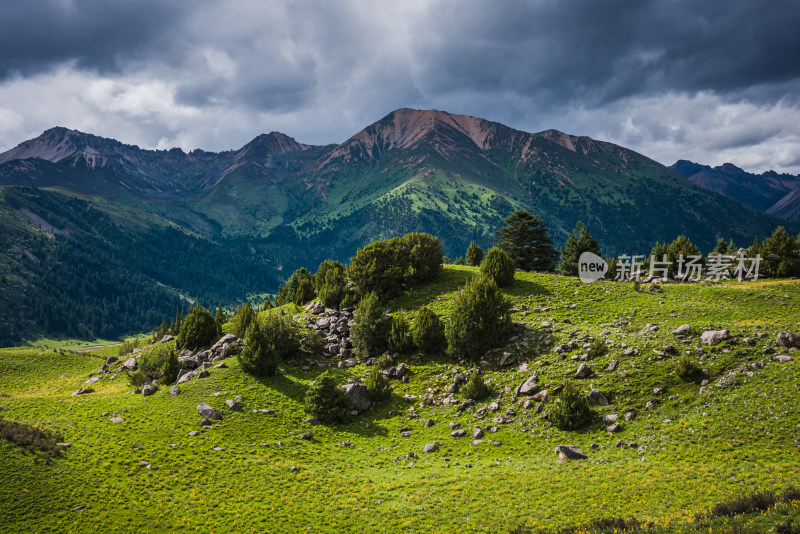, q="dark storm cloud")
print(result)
[0,0,186,79]
[413,0,800,106]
